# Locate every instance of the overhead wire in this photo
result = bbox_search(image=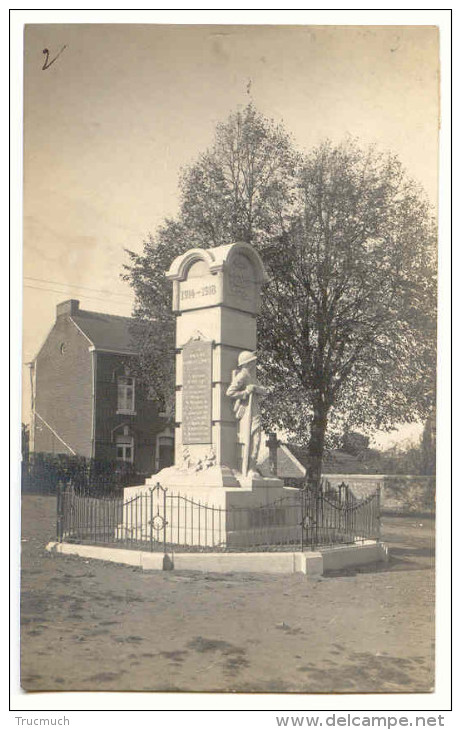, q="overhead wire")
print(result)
[24,276,133,300]
[24,284,133,308]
